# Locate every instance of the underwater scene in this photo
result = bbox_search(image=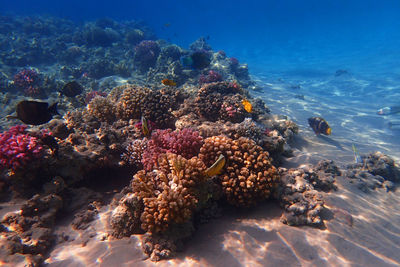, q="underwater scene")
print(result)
[1,0,400,266]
